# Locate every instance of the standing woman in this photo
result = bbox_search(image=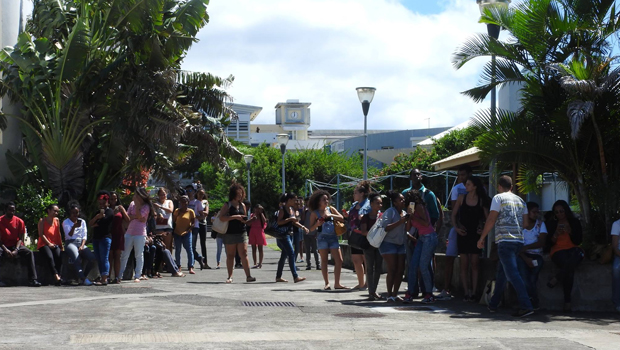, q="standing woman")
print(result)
[450,176,490,302]
[309,190,348,291]
[405,189,439,304]
[219,183,255,283]
[344,181,371,290]
[153,187,174,253]
[275,193,307,283]
[248,204,267,268]
[380,191,408,302]
[37,204,63,285]
[172,196,195,274]
[62,202,97,285]
[193,189,210,269]
[119,188,153,283]
[90,191,114,285]
[109,191,130,284]
[545,200,584,312]
[360,192,384,300]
